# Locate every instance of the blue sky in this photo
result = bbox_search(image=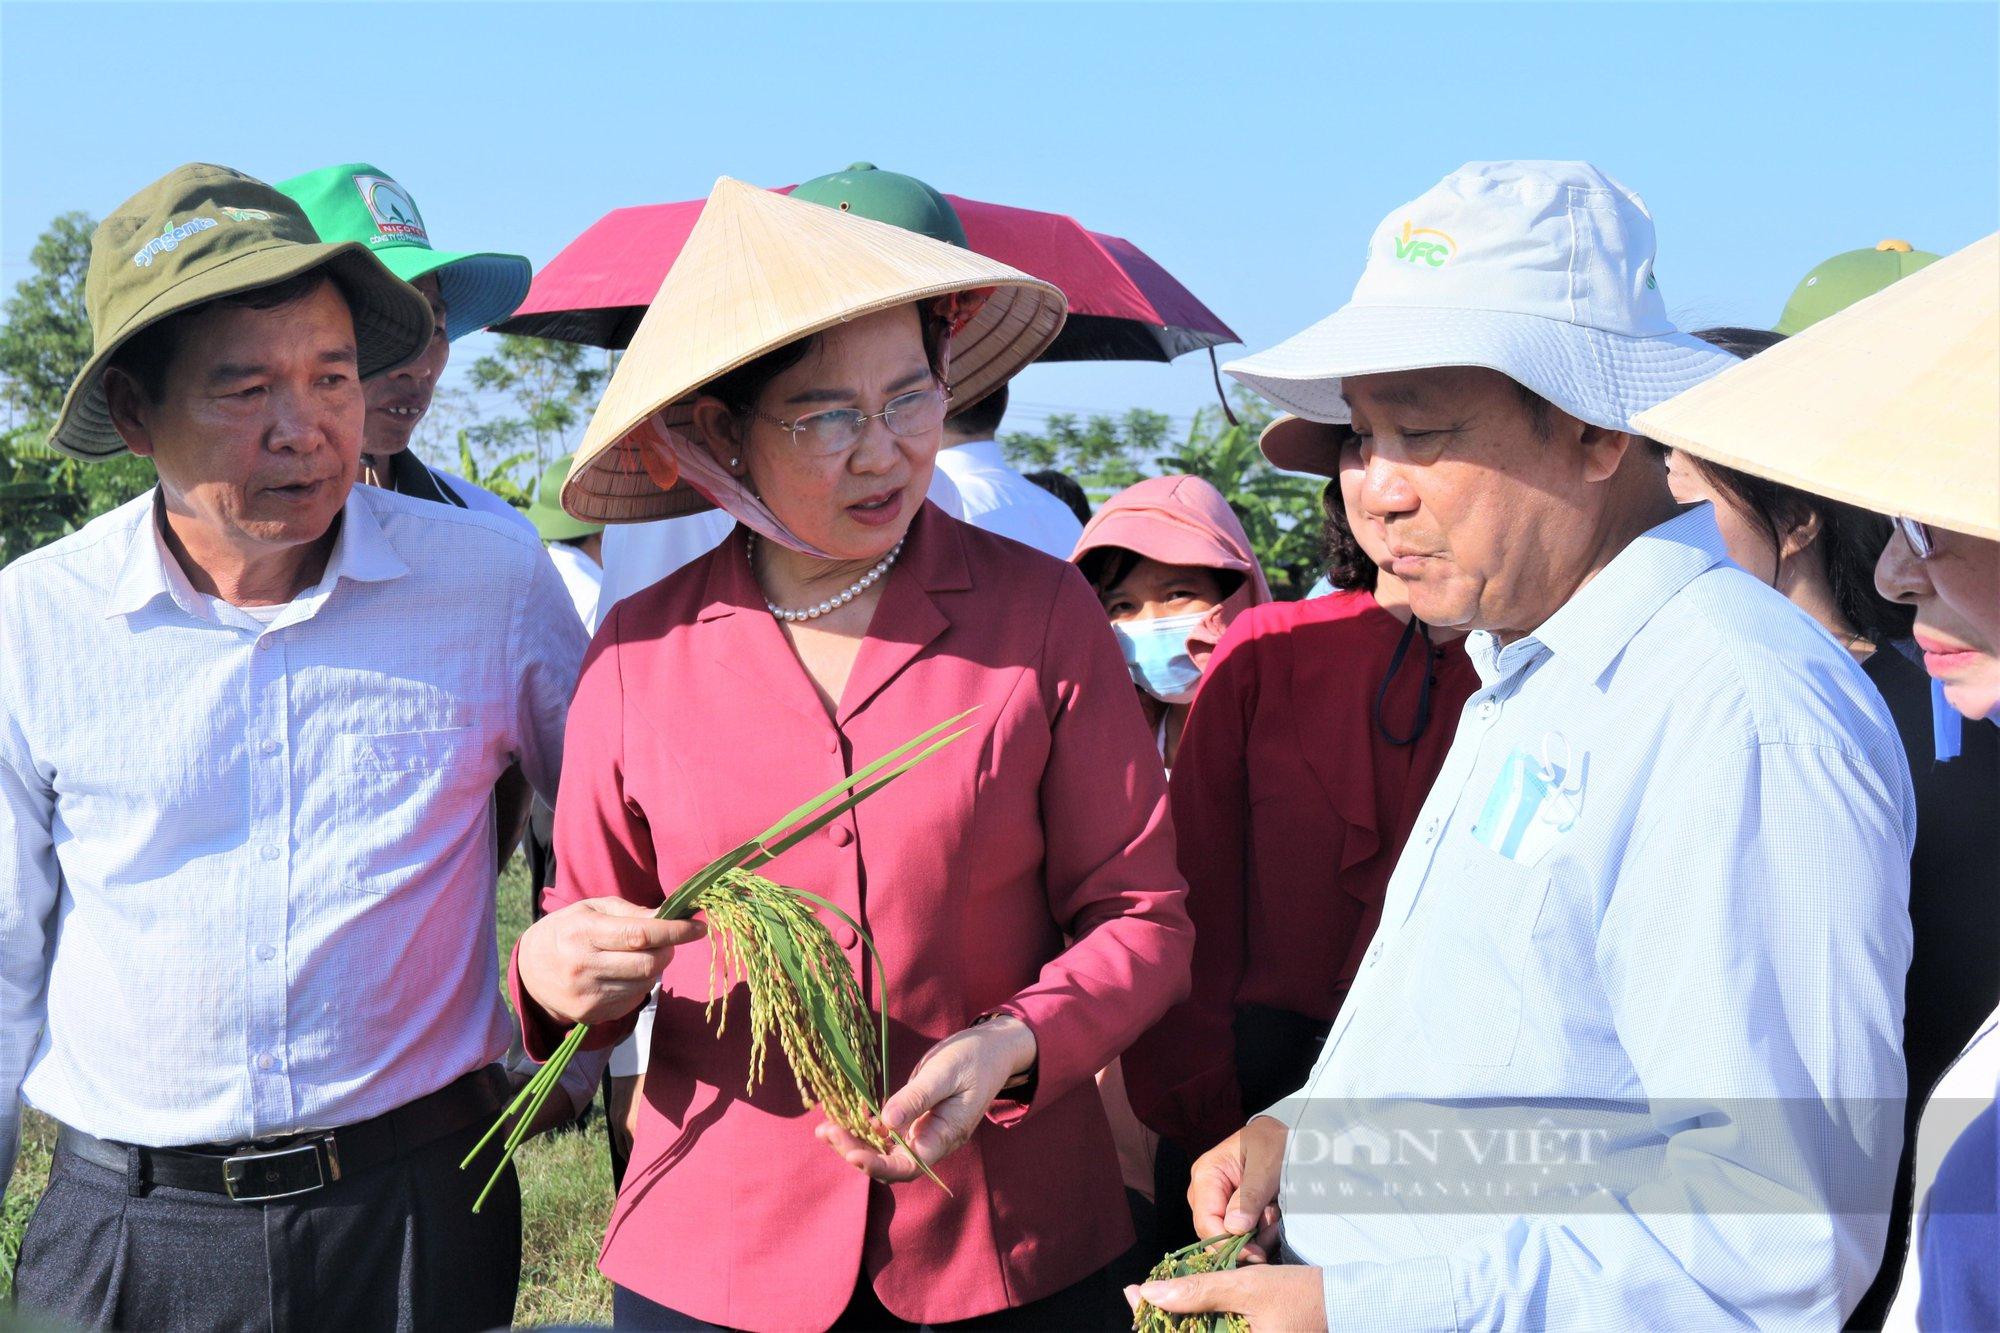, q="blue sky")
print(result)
[4,1,1996,449]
